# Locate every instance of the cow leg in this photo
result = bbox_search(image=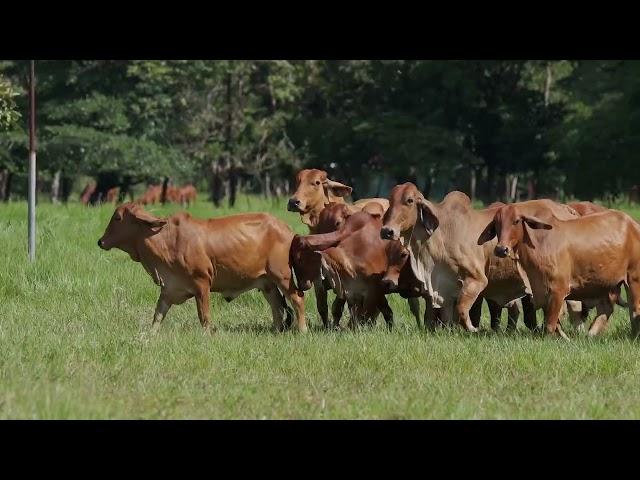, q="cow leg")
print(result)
[487,299,502,331]
[152,294,172,332]
[565,300,586,333]
[522,295,538,332]
[506,301,520,332]
[470,296,484,330]
[195,289,214,332]
[456,278,487,333]
[626,278,640,338]
[378,296,393,331]
[313,278,330,328]
[440,302,455,329]
[543,292,569,340]
[588,299,614,337]
[407,297,422,329]
[261,286,287,332]
[424,296,437,331]
[280,278,307,334]
[331,297,346,330]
